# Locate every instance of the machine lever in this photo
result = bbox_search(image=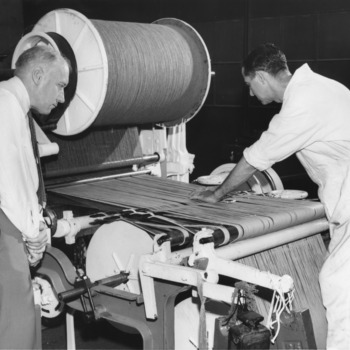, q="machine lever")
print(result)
[58,272,129,303]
